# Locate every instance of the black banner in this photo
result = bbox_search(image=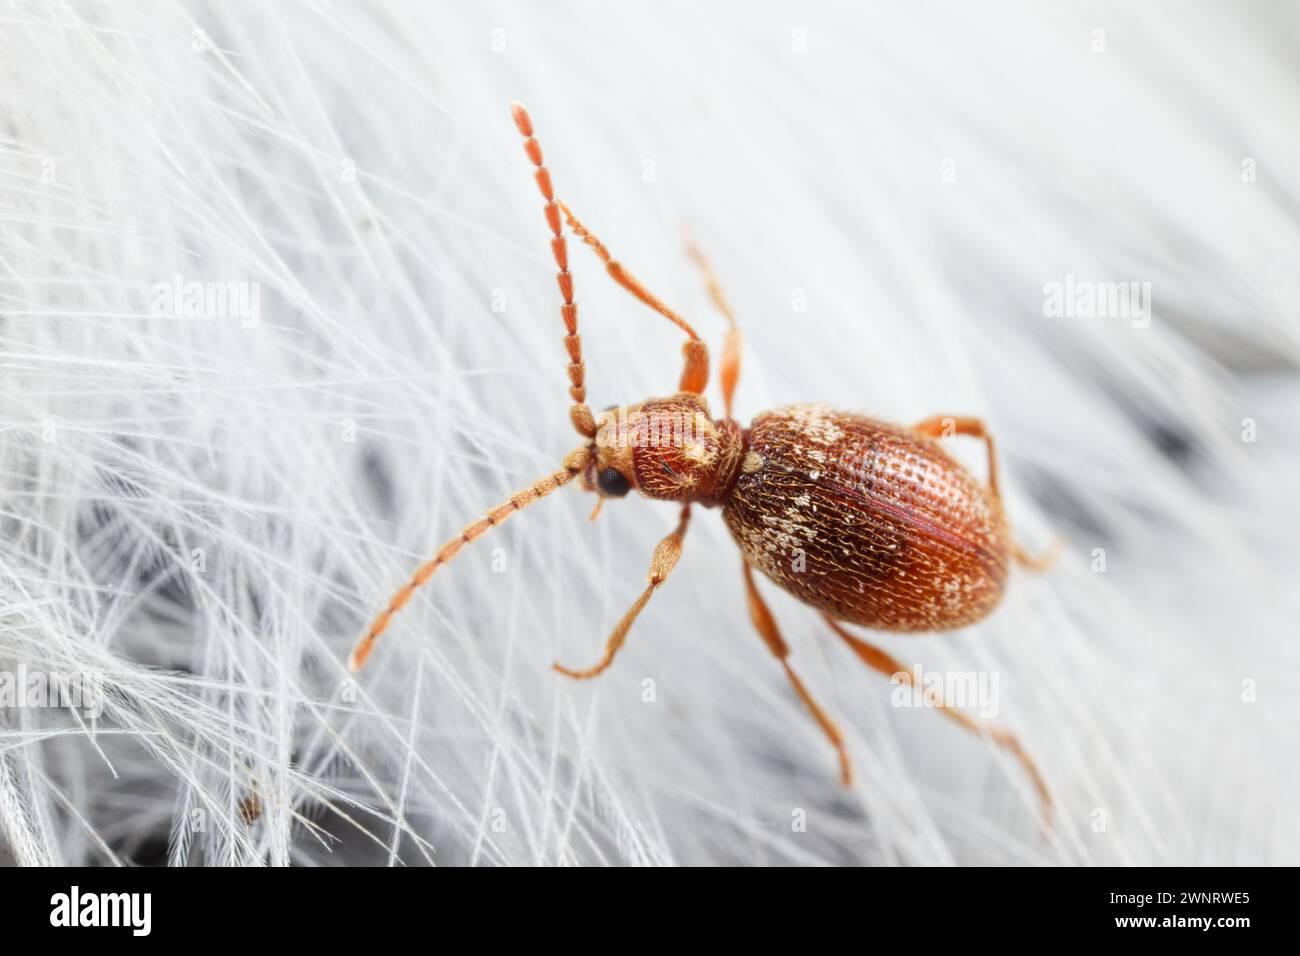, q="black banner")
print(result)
[0,866,1281,941]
